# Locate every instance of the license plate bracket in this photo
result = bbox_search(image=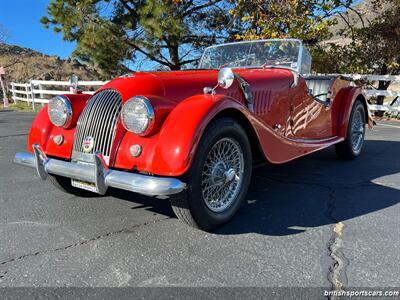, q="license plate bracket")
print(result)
[71,178,99,193]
